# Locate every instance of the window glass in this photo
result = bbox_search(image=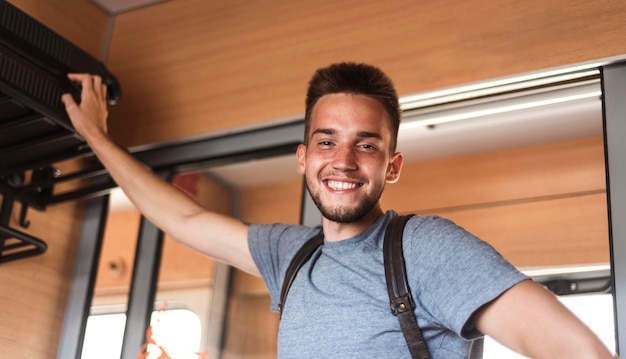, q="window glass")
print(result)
[82,307,202,359]
[483,292,615,358]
